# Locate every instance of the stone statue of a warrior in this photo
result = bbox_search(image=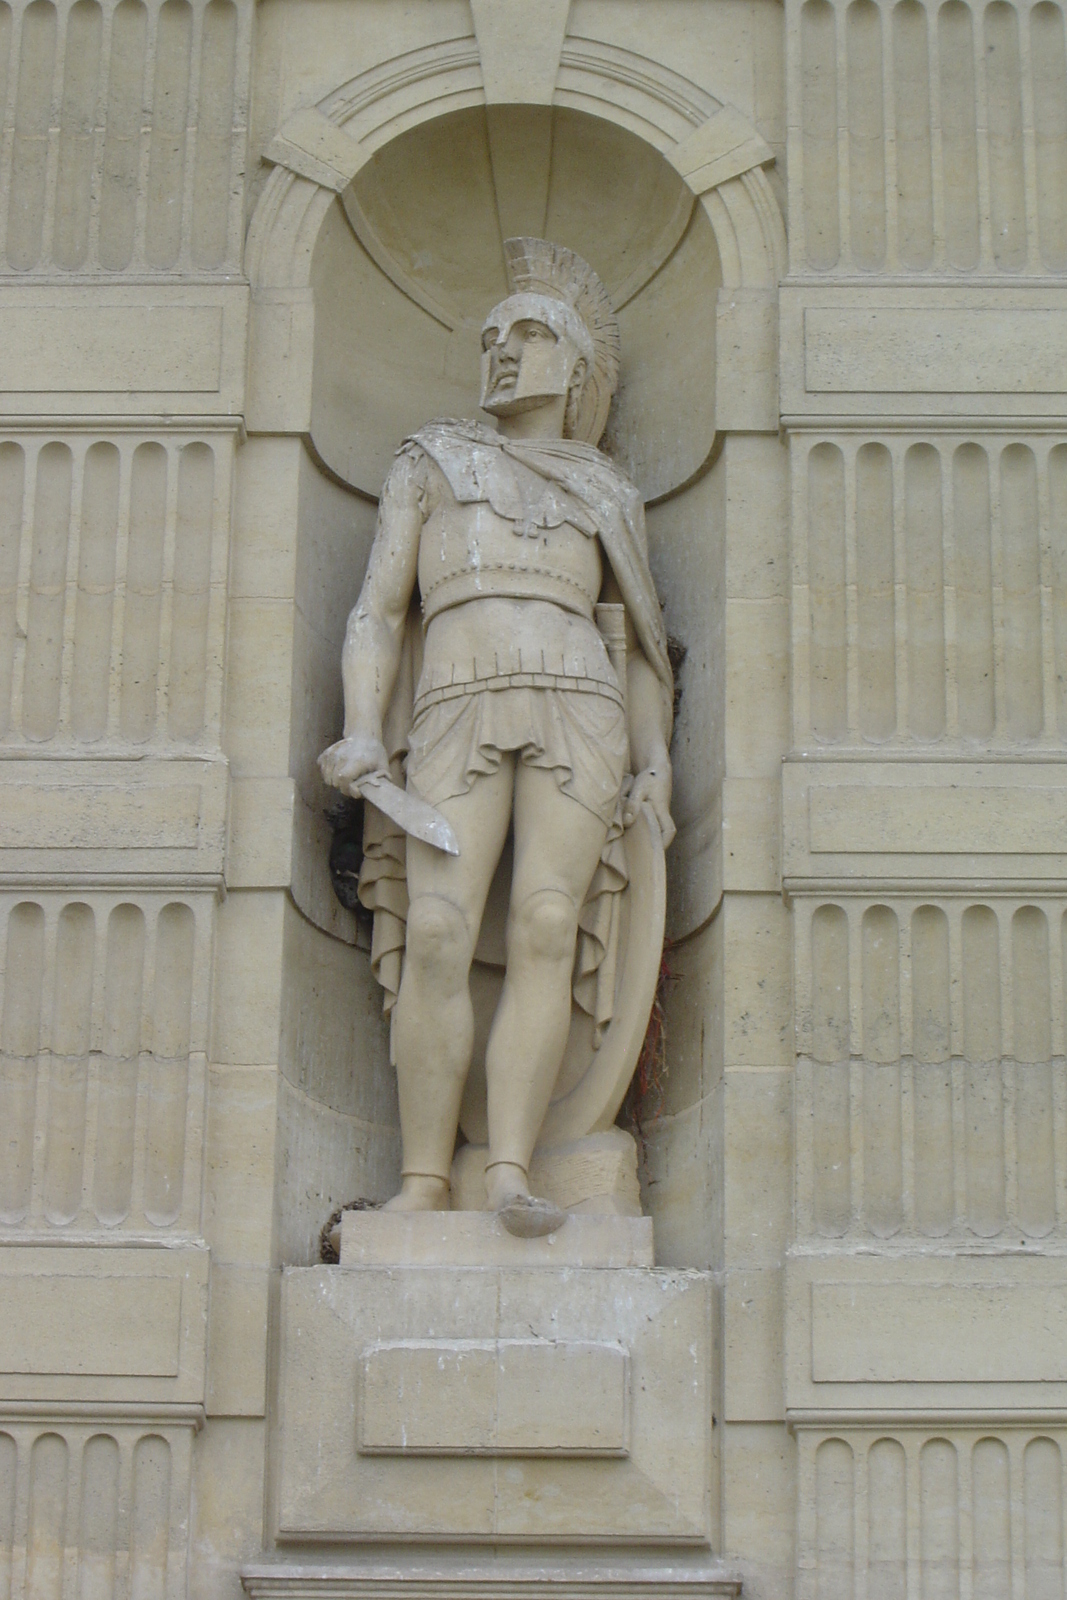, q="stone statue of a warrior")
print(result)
[319,237,674,1236]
